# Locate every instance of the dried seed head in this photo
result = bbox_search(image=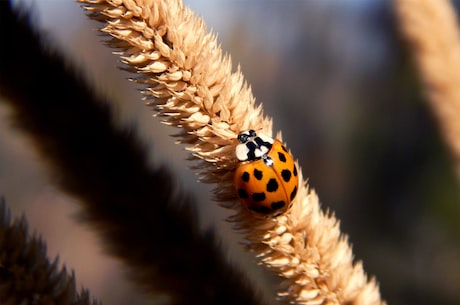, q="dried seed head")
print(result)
[77,0,386,304]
